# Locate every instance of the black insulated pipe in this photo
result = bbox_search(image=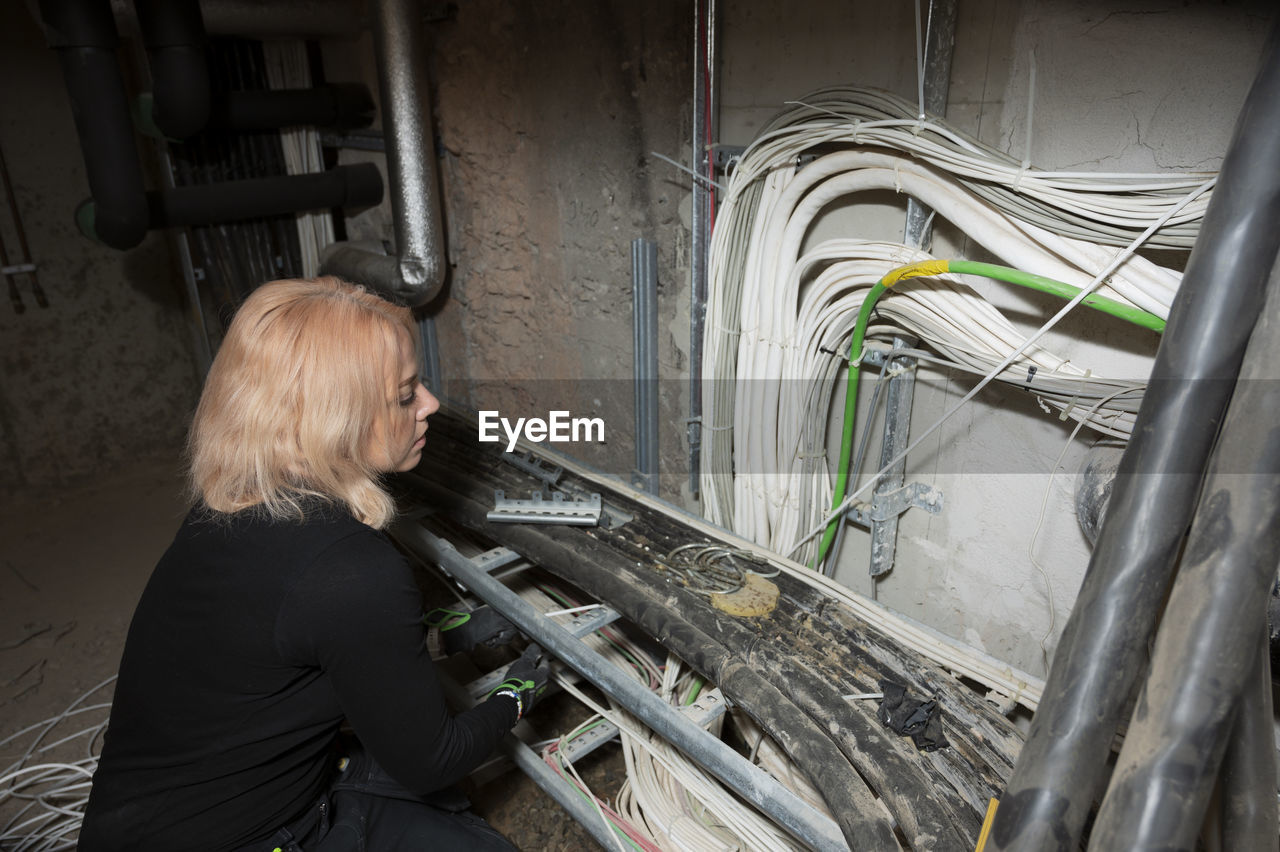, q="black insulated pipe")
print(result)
[144,163,383,228]
[134,0,209,140]
[990,23,1280,852]
[39,0,149,250]
[320,0,447,307]
[1087,252,1280,849]
[207,84,376,132]
[1218,632,1278,852]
